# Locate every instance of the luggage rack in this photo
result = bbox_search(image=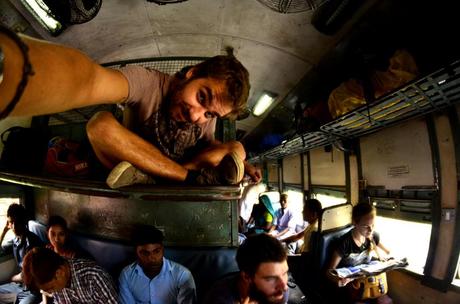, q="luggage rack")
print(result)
[251,59,460,162]
[255,131,334,161]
